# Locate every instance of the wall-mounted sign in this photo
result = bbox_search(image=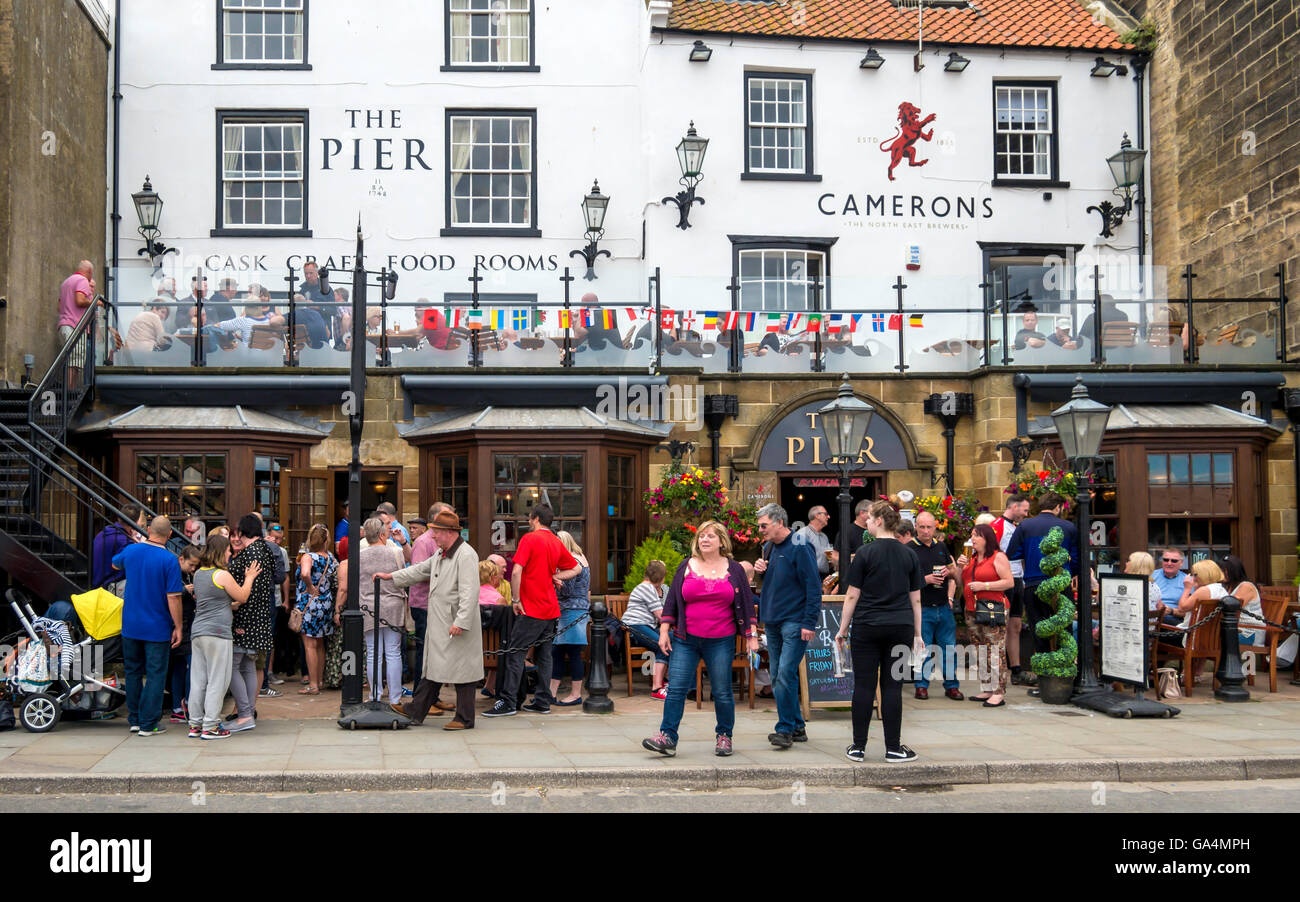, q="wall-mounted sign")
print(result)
[757,401,910,472]
[880,102,936,181]
[792,477,871,488]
